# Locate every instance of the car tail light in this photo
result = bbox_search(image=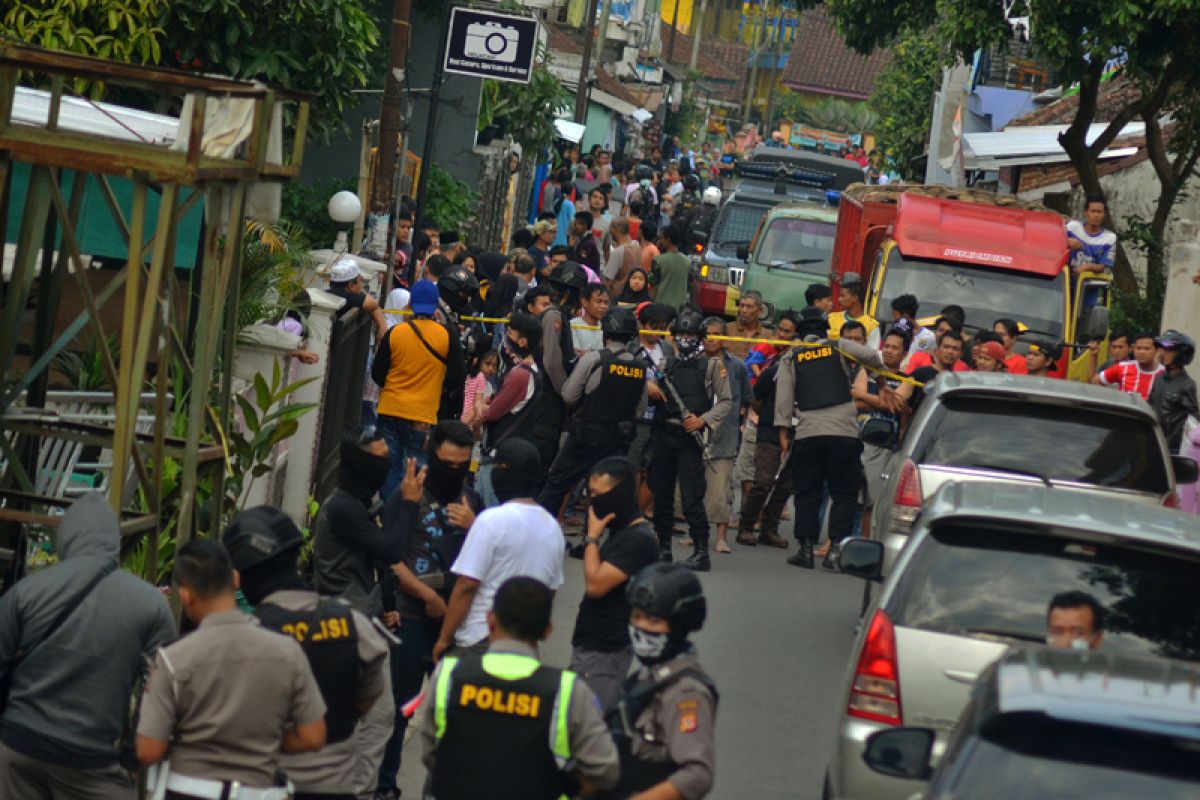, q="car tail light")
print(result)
[1164,491,1180,509]
[885,459,922,534]
[694,241,704,254]
[847,610,902,725]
